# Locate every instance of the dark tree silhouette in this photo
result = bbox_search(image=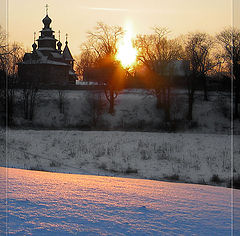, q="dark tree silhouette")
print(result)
[217,27,240,118]
[0,26,24,125]
[183,32,218,120]
[21,81,39,121]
